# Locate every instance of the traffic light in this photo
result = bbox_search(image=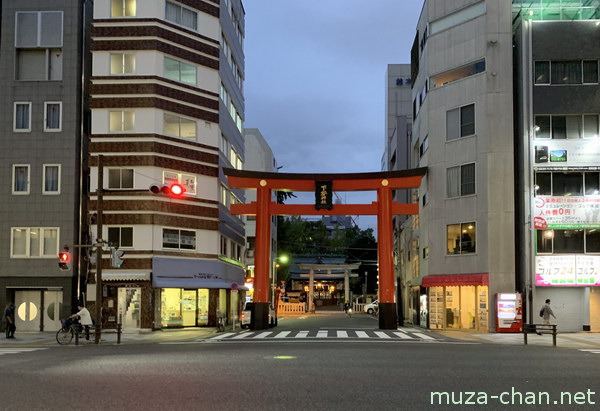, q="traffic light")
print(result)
[58,251,71,271]
[111,248,125,268]
[149,183,186,198]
